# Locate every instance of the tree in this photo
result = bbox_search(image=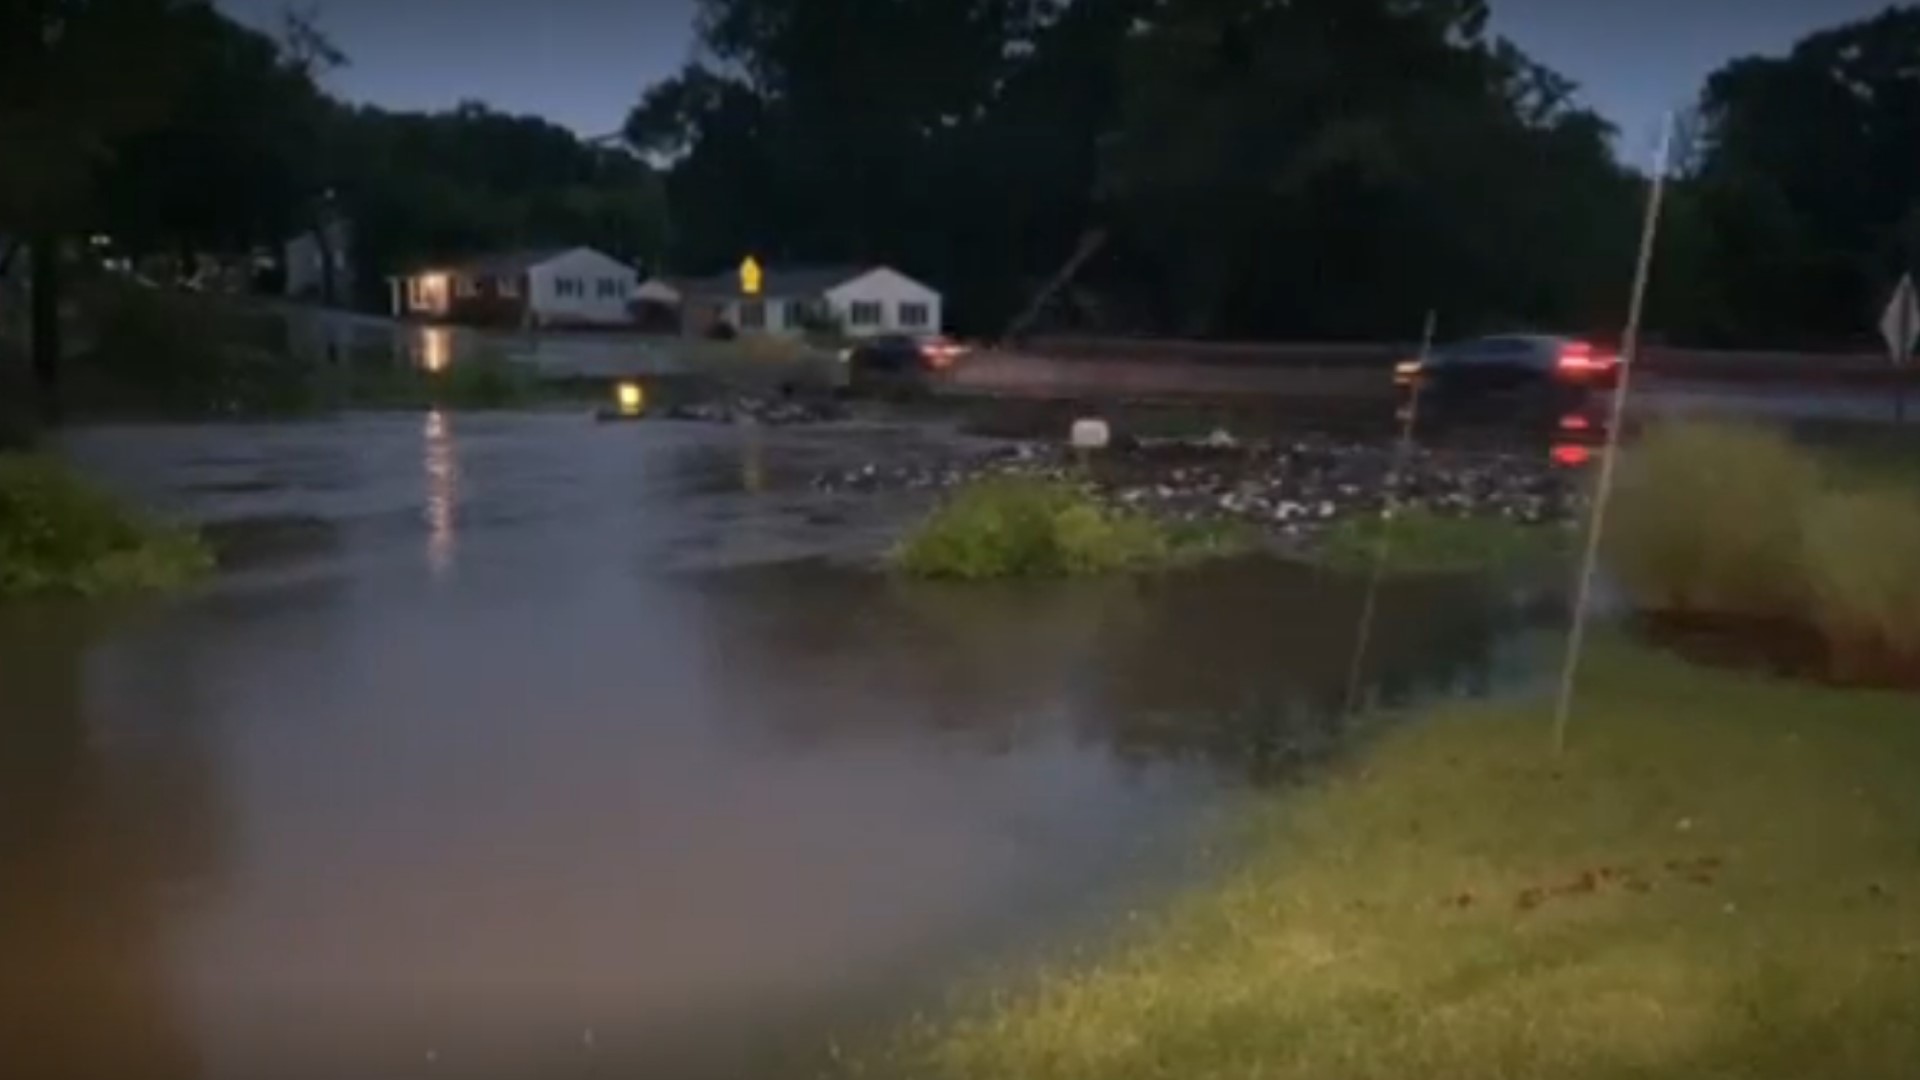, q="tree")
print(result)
[1096,0,1631,337]
[1681,6,1920,345]
[0,0,199,417]
[94,3,333,265]
[629,0,1636,339]
[322,102,671,306]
